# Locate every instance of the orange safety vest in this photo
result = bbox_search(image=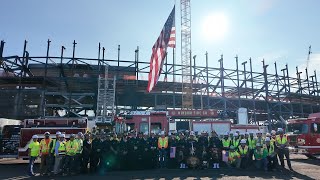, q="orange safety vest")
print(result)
[40,138,52,155]
[158,137,168,149]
